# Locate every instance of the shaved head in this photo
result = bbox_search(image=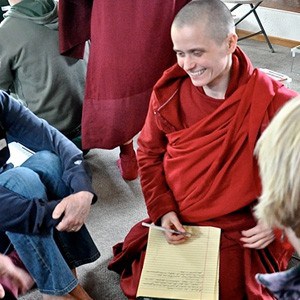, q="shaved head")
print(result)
[172,0,235,44]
